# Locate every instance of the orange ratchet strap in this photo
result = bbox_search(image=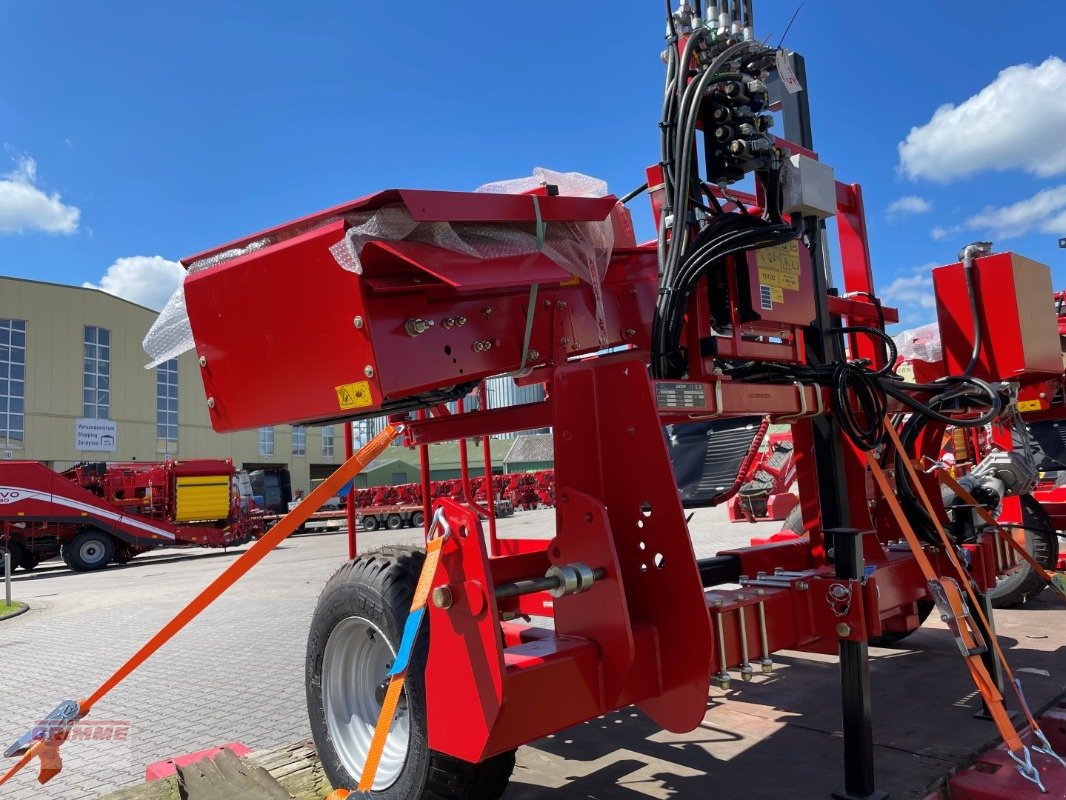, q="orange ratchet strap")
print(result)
[0,425,400,790]
[357,509,450,793]
[937,470,1066,602]
[871,419,1064,791]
